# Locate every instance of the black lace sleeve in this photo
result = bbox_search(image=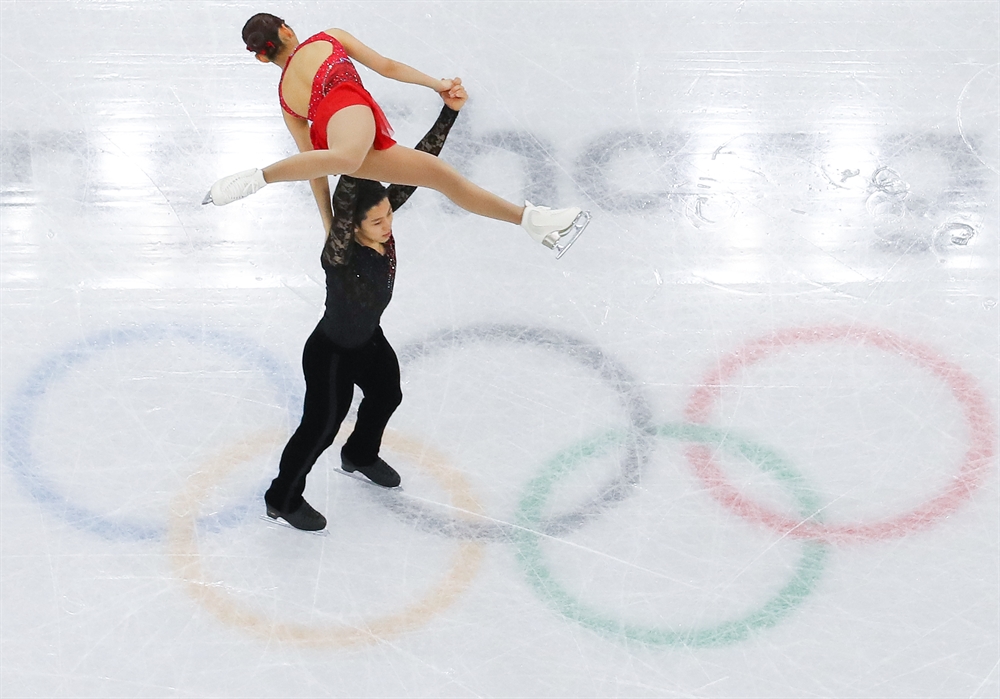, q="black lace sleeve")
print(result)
[386,105,459,212]
[322,106,459,267]
[322,175,358,267]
